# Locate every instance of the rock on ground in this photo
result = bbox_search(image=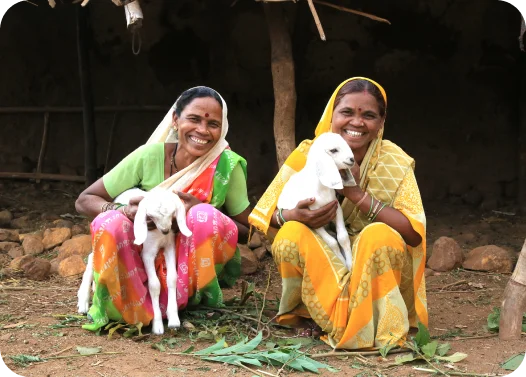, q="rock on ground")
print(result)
[71,224,89,237]
[0,210,13,227]
[0,242,20,253]
[239,244,258,275]
[0,229,19,242]
[10,216,31,230]
[253,246,268,261]
[58,255,86,277]
[248,232,263,249]
[23,258,51,280]
[462,245,517,273]
[427,236,464,272]
[42,227,72,250]
[8,246,24,259]
[22,235,44,255]
[56,235,92,261]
